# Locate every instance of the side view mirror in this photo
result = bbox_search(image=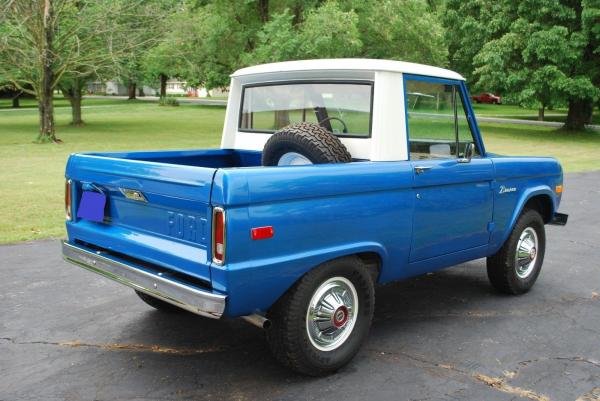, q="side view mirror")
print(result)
[458,143,474,164]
